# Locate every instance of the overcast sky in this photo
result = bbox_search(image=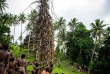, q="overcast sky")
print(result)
[6,0,110,43]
